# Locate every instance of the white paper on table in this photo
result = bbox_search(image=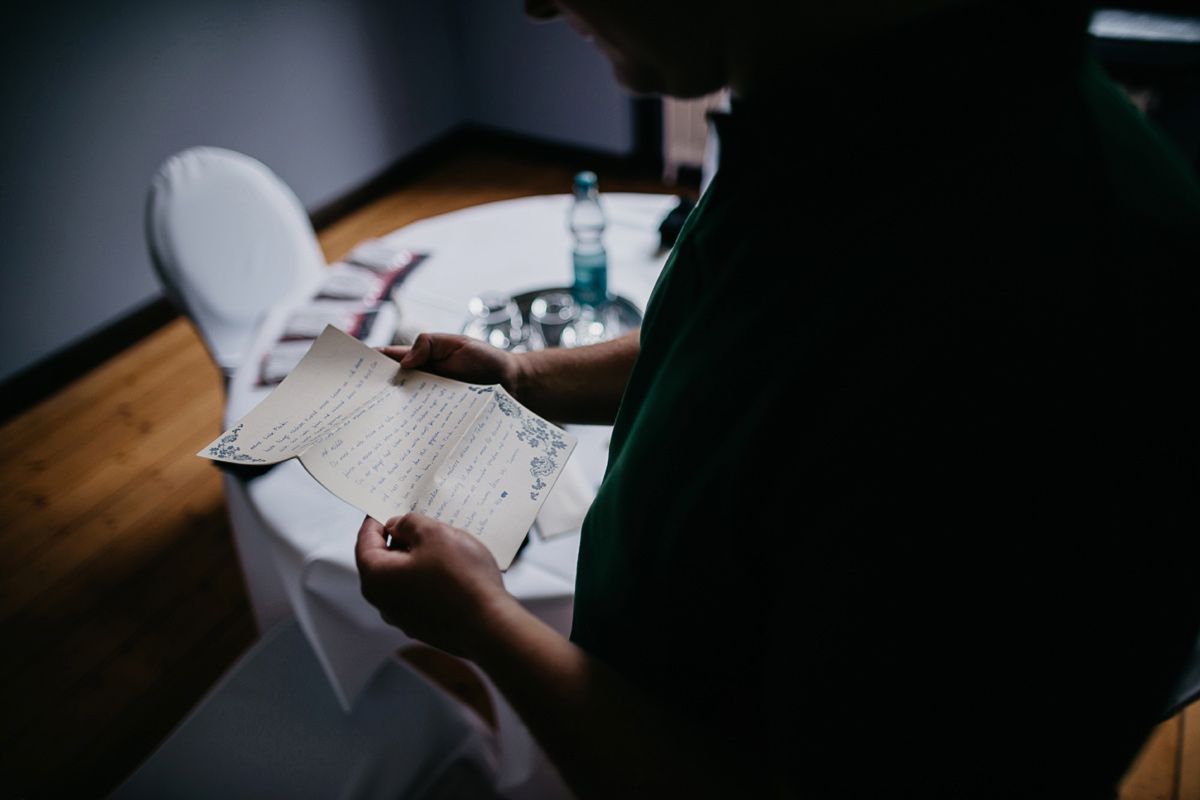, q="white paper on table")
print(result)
[535,457,593,539]
[200,326,576,569]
